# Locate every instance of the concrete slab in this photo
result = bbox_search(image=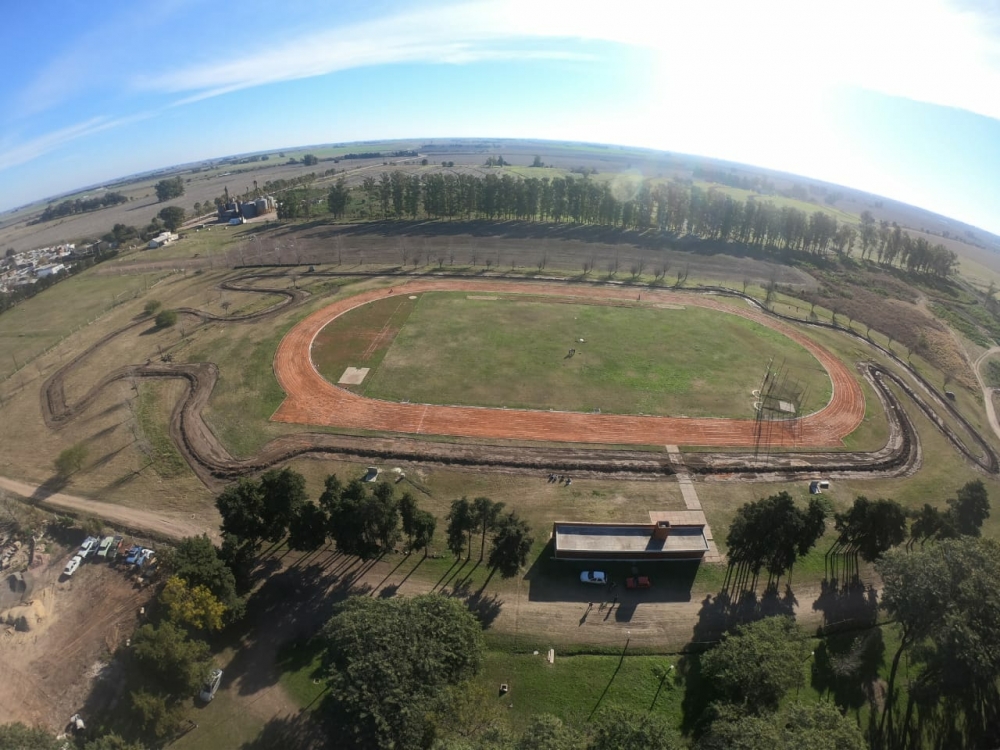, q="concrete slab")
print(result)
[338,367,370,385]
